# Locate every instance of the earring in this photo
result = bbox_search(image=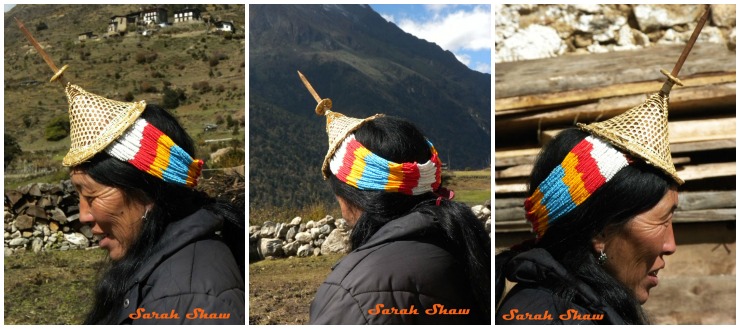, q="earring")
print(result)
[598,249,608,265]
[141,208,150,221]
